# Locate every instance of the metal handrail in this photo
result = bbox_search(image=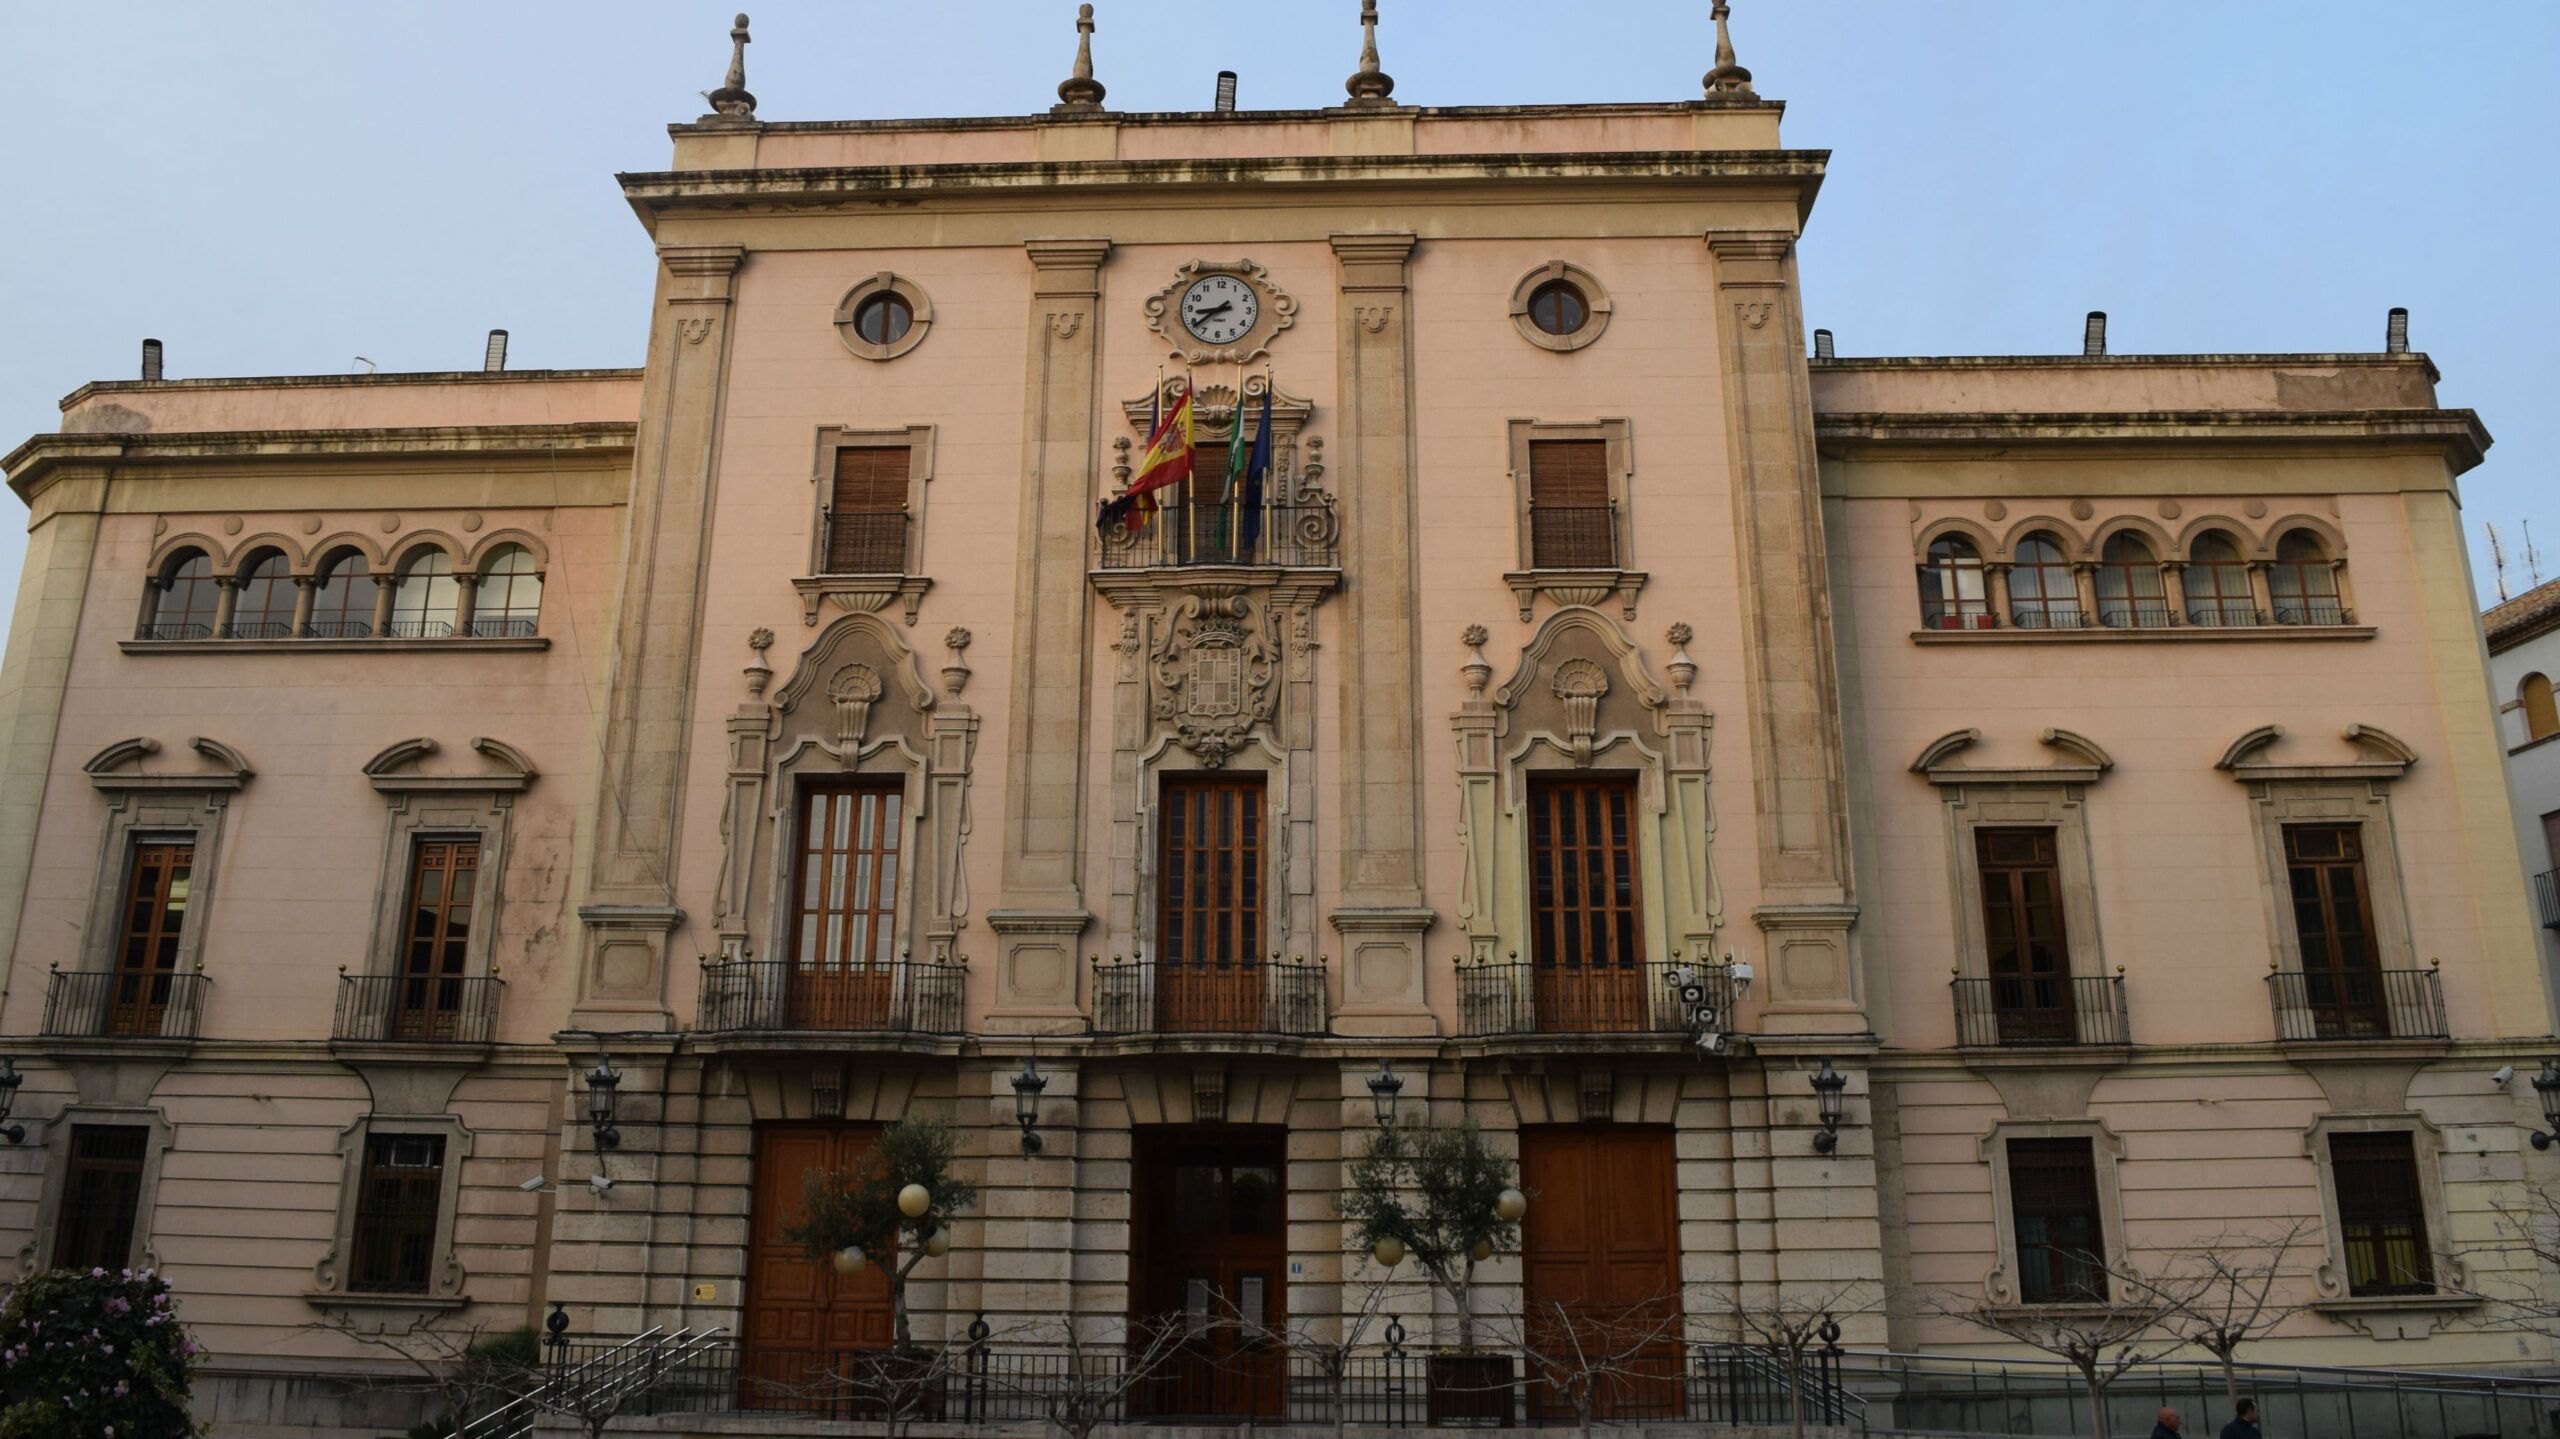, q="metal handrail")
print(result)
[333,973,503,1044]
[1455,957,1736,1041]
[40,968,209,1039]
[695,957,966,1035]
[2266,966,2446,1041]
[474,1326,727,1439]
[1089,954,1328,1036]
[1951,974,2129,1047]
